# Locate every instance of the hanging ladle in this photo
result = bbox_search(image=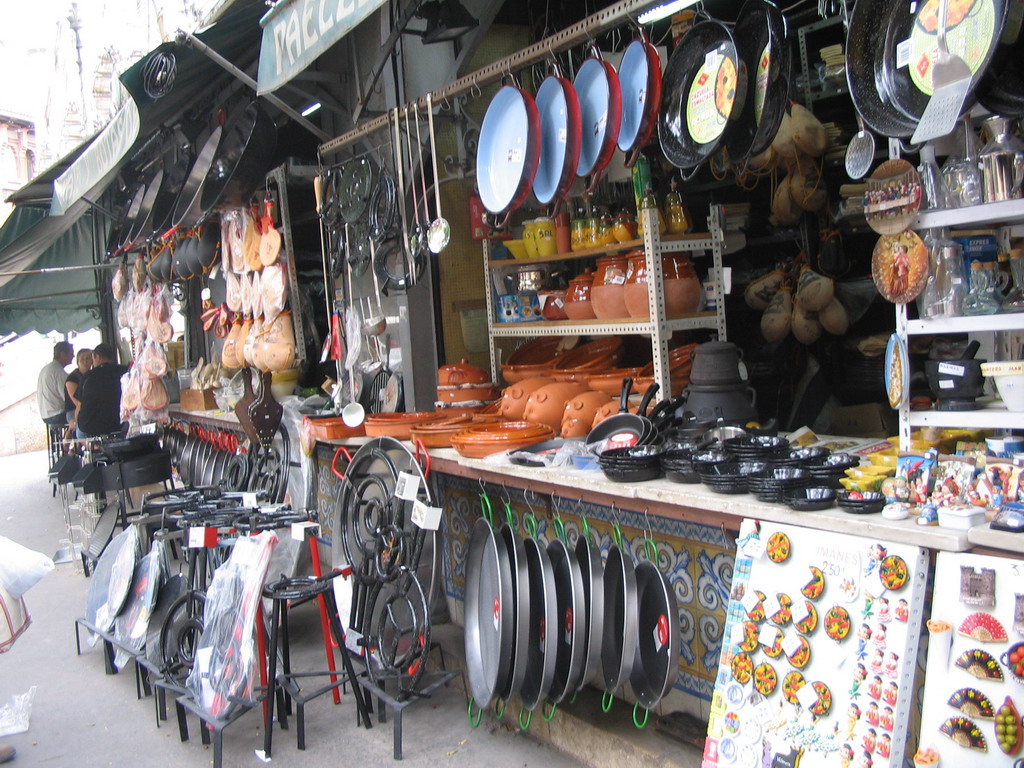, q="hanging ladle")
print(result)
[413,102,435,255]
[363,237,387,336]
[425,94,451,253]
[392,108,415,285]
[403,106,428,264]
